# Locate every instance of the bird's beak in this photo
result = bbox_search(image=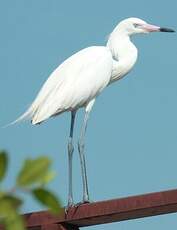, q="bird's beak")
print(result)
[159,27,175,32]
[140,24,175,33]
